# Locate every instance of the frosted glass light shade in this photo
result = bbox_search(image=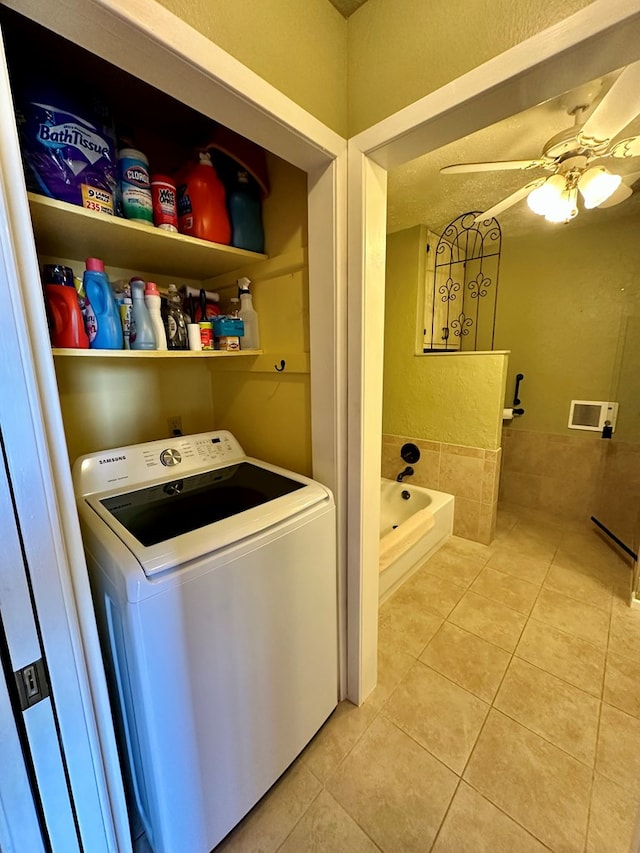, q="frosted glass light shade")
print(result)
[578,167,622,208]
[544,185,578,223]
[527,174,566,215]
